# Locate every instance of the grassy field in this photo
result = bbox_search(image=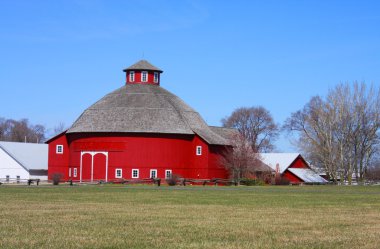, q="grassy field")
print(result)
[0,185,379,249]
